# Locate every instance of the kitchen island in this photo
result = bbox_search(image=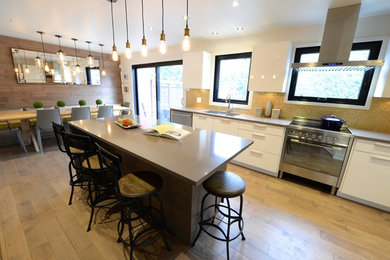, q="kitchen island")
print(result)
[68,116,253,243]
